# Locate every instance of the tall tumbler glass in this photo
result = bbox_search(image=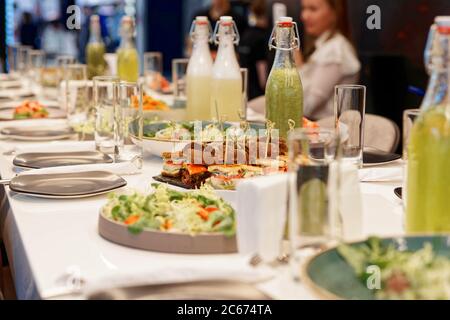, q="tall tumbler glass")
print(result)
[172,58,189,108]
[334,85,366,168]
[114,82,144,172]
[288,128,341,280]
[64,64,89,128]
[144,52,163,92]
[18,45,32,88]
[7,45,19,76]
[94,76,120,154]
[28,50,46,93]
